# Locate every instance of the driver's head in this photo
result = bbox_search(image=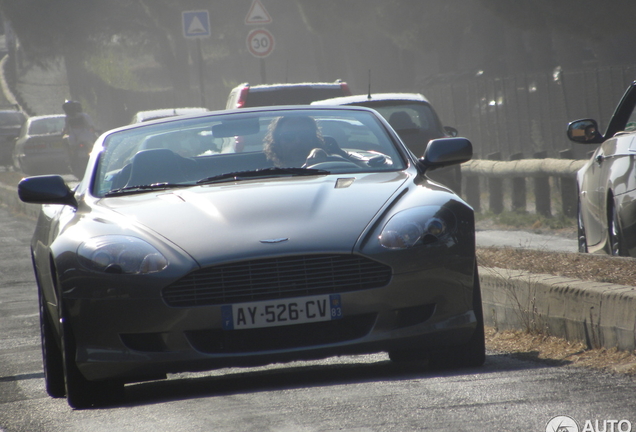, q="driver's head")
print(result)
[265,115,324,167]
